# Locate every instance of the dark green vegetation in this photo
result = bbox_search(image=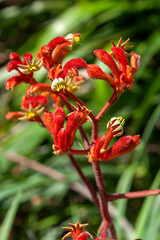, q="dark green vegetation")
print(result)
[0,0,160,239]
